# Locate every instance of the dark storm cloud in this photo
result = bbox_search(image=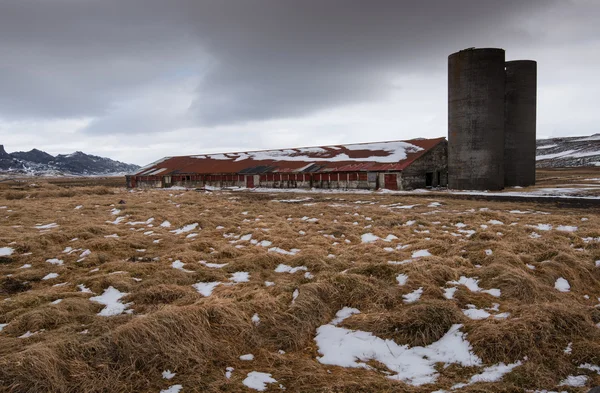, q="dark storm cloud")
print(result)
[0,0,584,130]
